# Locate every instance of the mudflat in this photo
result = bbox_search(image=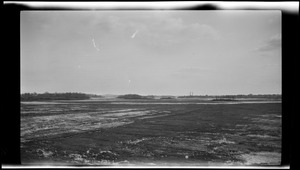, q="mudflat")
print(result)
[21,99,281,166]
